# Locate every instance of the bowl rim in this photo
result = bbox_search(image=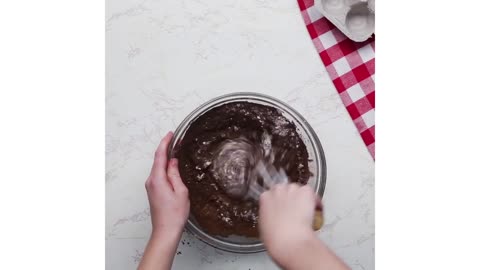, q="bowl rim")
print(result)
[167,92,327,253]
